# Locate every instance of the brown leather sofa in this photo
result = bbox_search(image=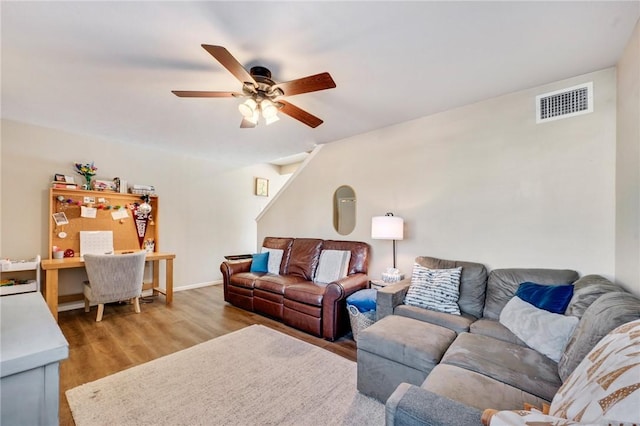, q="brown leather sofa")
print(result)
[220,237,370,340]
